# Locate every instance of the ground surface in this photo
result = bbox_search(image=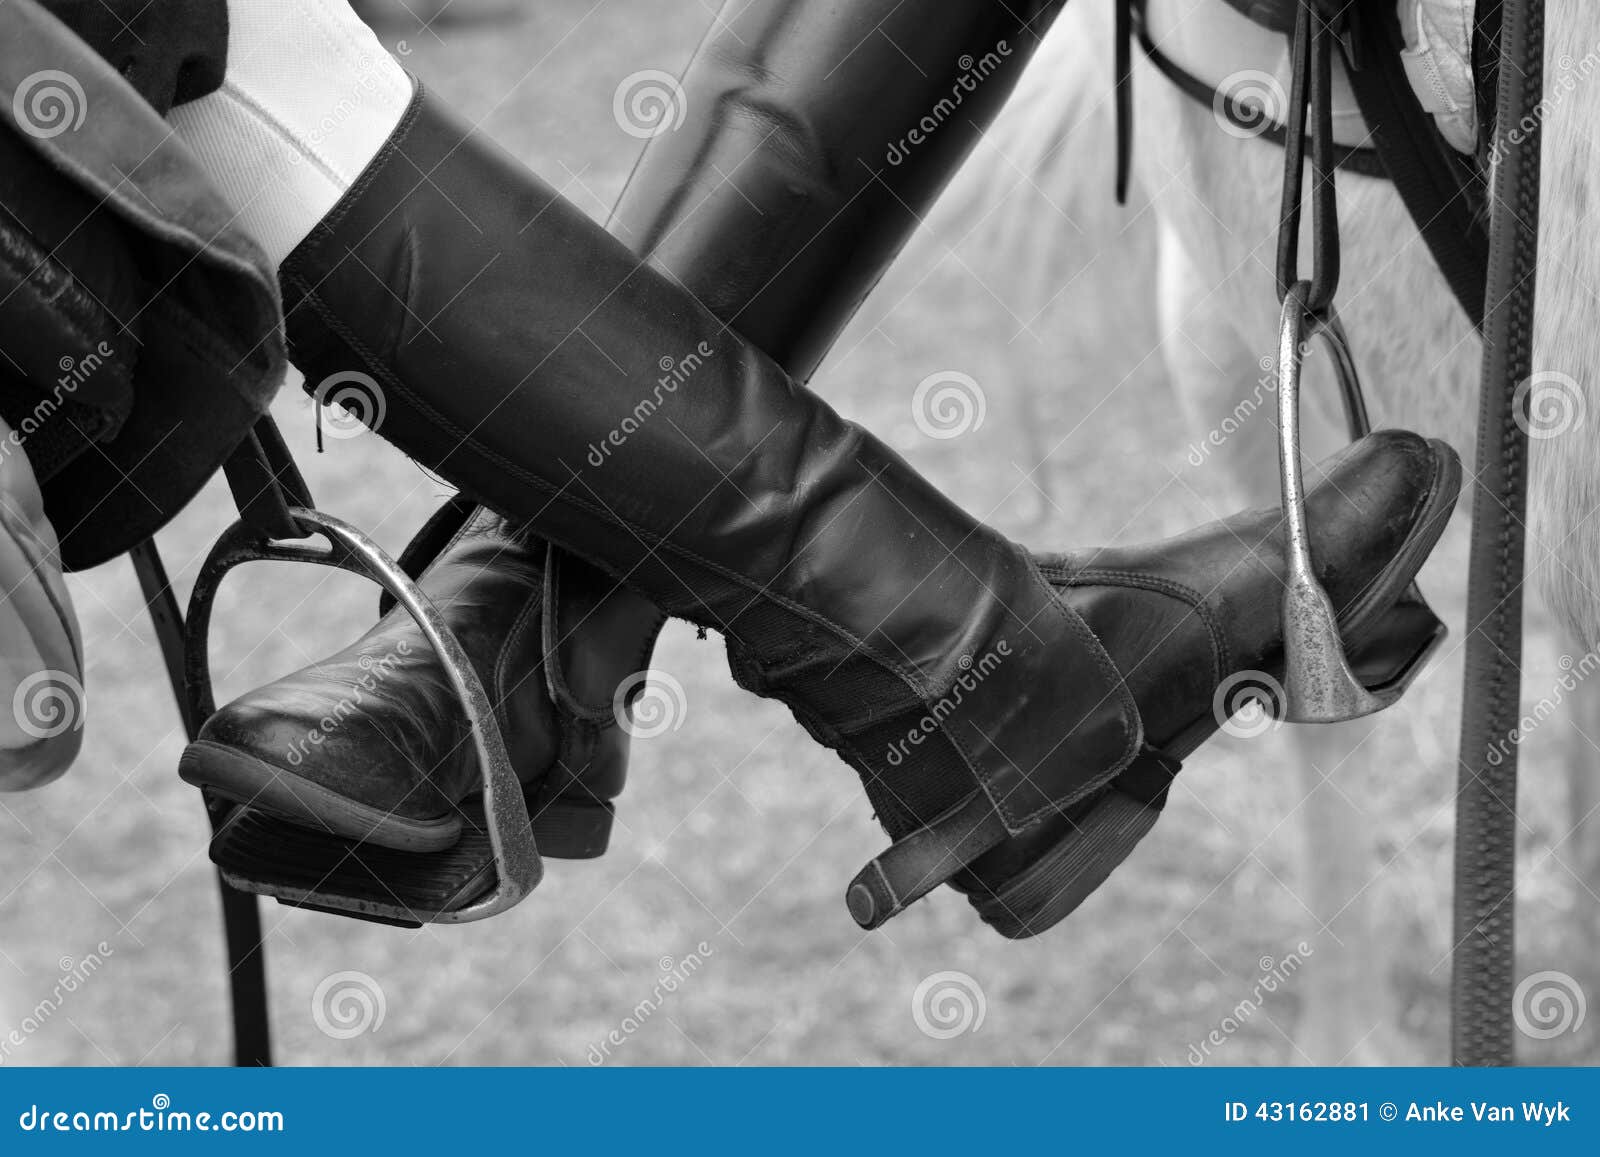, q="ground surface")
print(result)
[0,0,1593,1067]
